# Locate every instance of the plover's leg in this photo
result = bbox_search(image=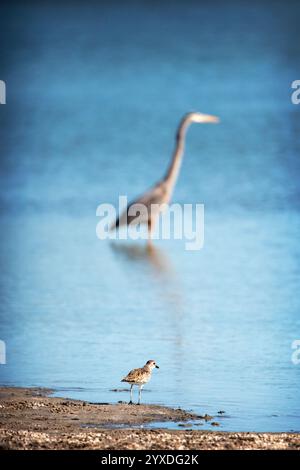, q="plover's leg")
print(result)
[137,385,143,405]
[129,384,133,405]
